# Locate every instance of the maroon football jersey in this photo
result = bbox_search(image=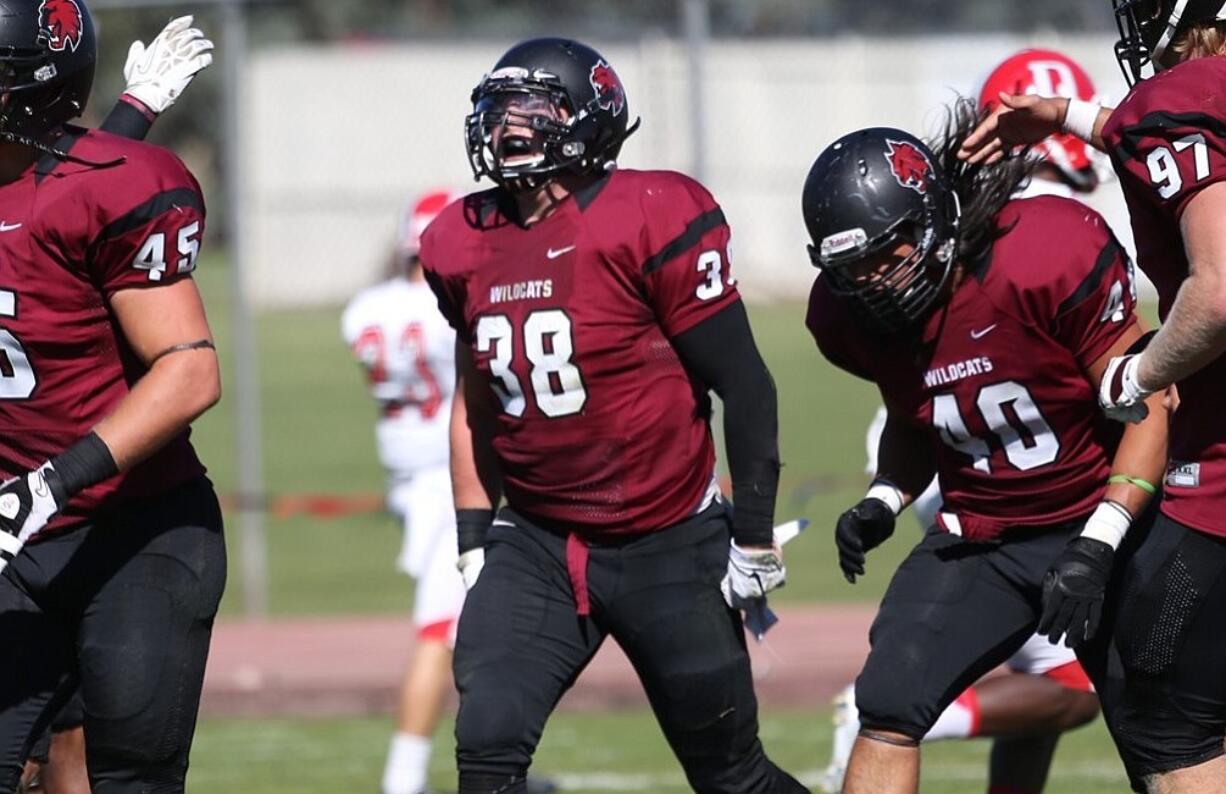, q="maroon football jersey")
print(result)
[422,169,740,538]
[808,197,1137,541]
[0,127,207,537]
[1102,57,1226,537]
